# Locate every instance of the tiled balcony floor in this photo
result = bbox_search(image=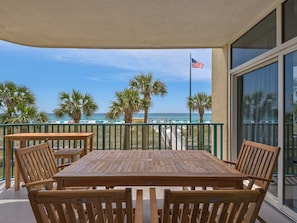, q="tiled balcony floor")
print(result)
[0,181,295,223]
